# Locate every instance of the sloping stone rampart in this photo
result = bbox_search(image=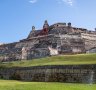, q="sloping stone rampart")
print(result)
[0,21,96,61]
